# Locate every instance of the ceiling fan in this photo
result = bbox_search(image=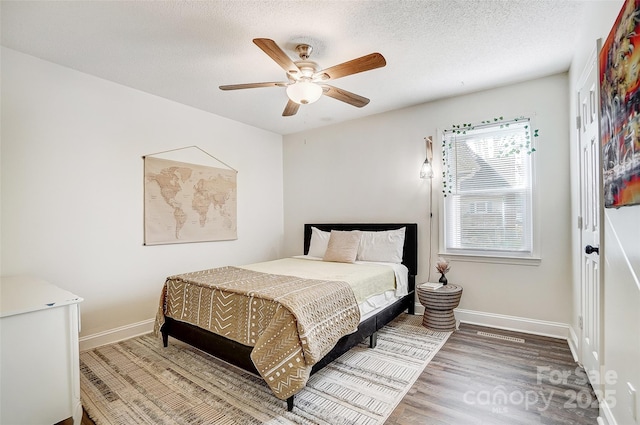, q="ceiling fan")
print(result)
[219,38,386,116]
